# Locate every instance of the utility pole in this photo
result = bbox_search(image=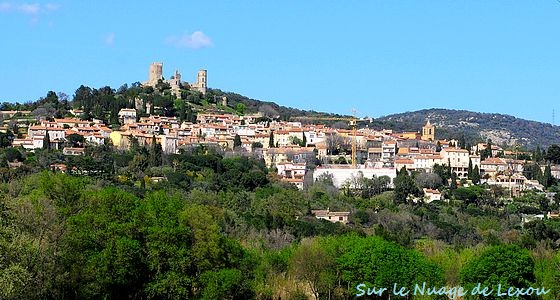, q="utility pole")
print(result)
[351,108,357,168]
